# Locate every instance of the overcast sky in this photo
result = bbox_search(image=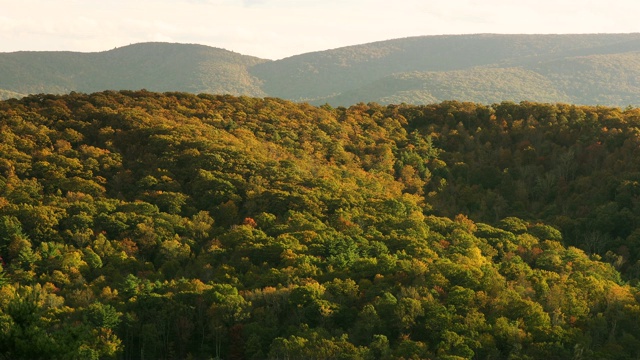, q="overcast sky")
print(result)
[1,0,638,60]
